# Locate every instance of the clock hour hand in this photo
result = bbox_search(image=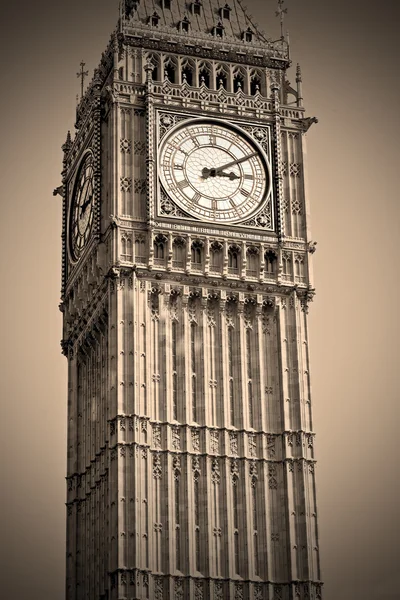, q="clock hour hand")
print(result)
[80,196,92,216]
[202,151,258,179]
[217,171,240,180]
[202,167,240,180]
